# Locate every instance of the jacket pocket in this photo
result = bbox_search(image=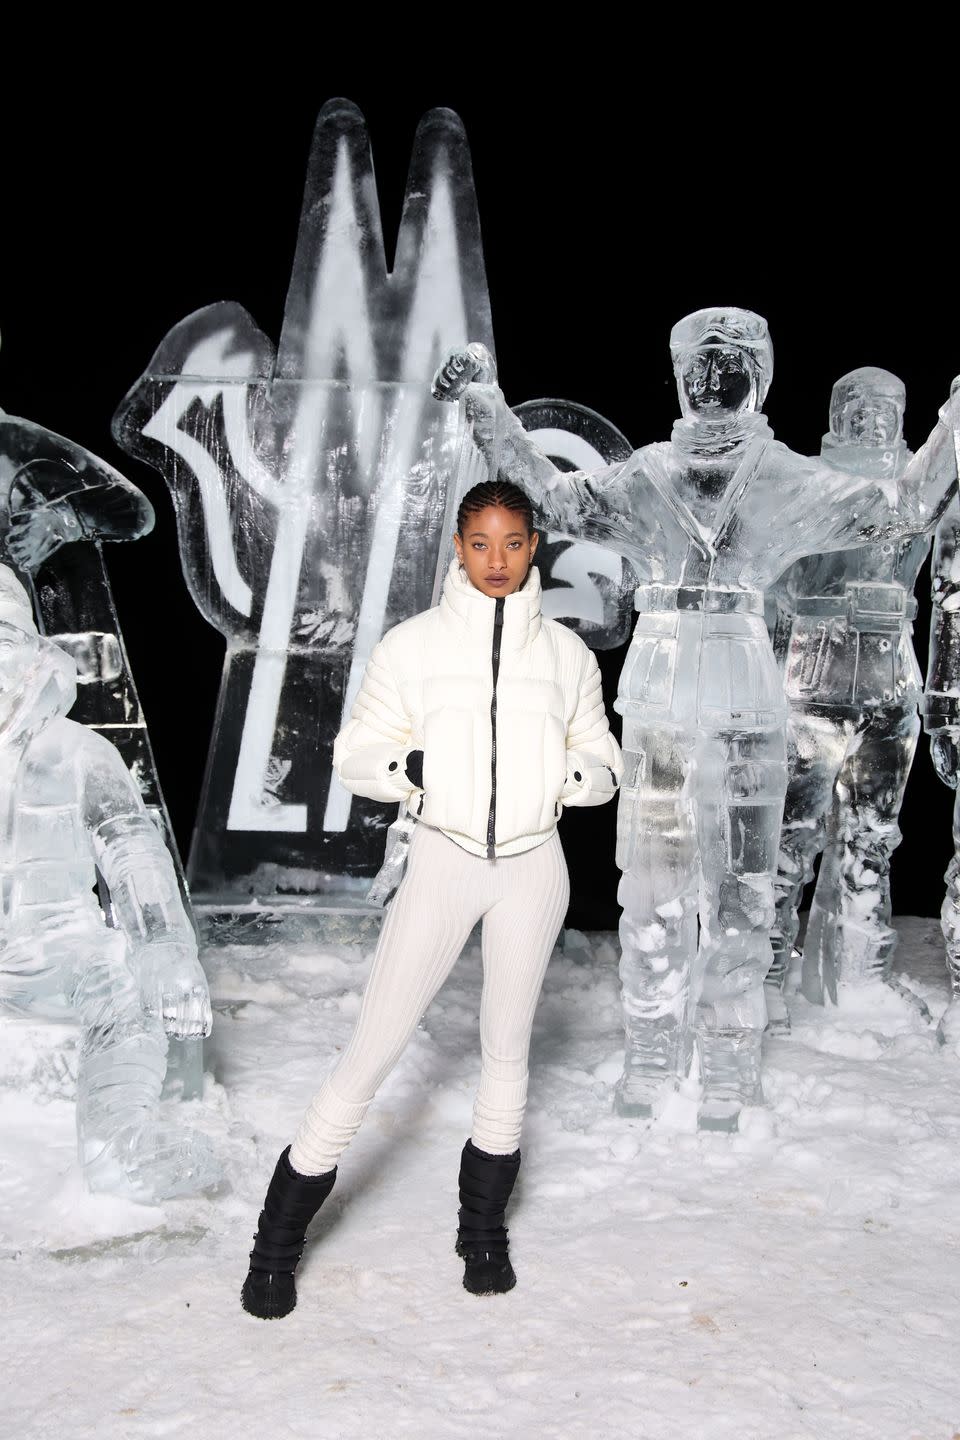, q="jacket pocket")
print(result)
[421,701,486,836]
